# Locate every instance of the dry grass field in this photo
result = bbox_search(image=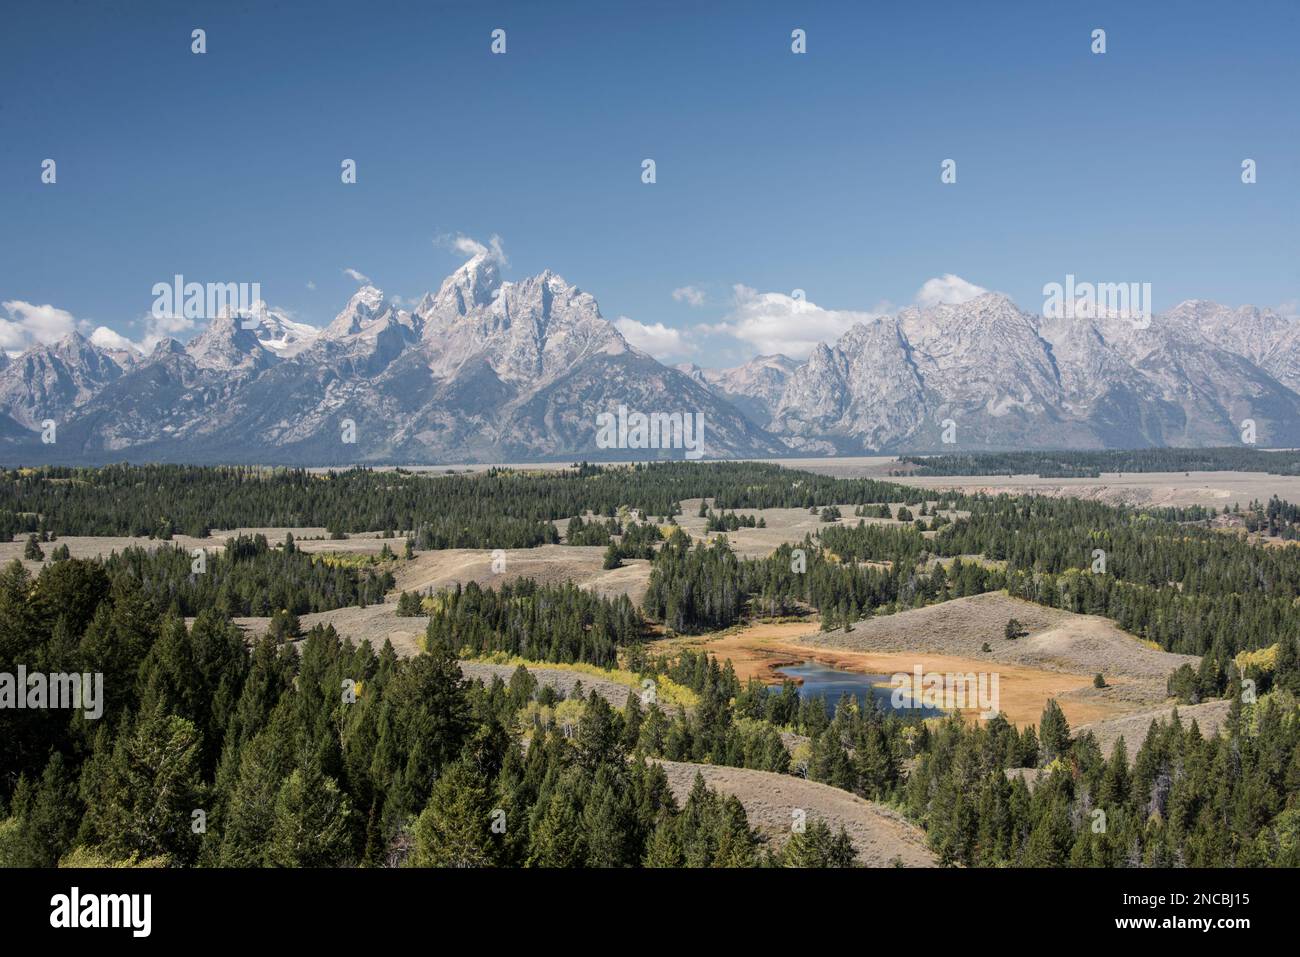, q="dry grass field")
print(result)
[651,593,1193,728]
[233,602,428,656]
[393,544,652,604]
[804,592,1194,684]
[796,592,1195,726]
